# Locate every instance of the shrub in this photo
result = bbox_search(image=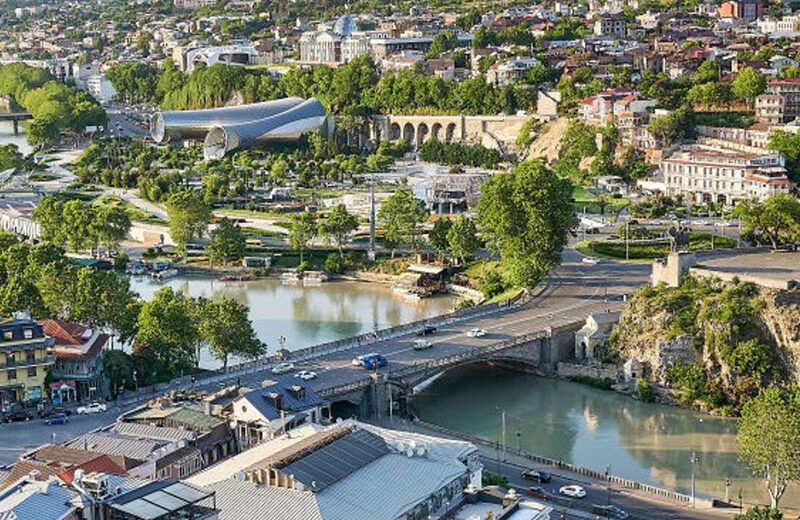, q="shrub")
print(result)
[478,269,506,298]
[570,375,612,390]
[456,299,476,310]
[482,472,509,487]
[636,378,656,402]
[323,253,348,274]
